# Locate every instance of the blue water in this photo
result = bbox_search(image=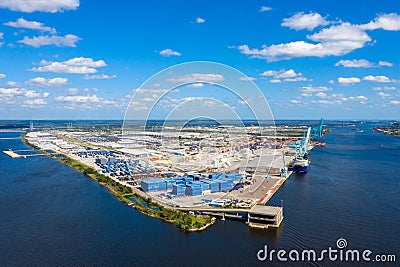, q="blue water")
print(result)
[0,122,399,266]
